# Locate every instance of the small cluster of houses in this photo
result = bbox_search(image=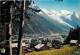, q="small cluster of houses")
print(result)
[0,35,80,54]
[12,39,51,53]
[12,35,64,53]
[12,38,80,53]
